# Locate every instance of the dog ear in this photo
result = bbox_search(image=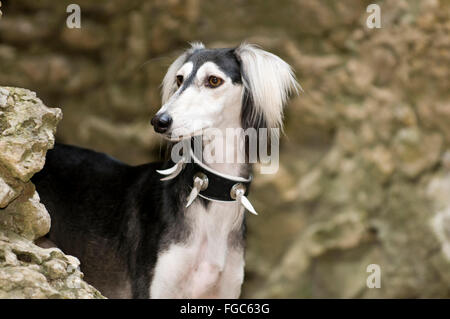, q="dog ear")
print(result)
[161,42,205,104]
[235,43,300,130]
